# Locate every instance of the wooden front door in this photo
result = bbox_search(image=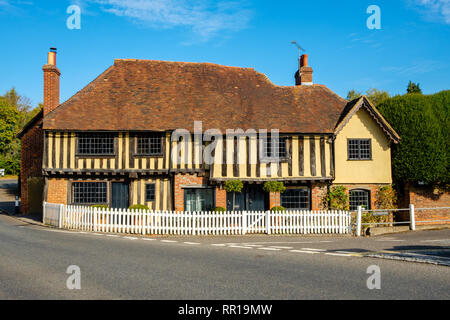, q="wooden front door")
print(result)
[111,182,129,209]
